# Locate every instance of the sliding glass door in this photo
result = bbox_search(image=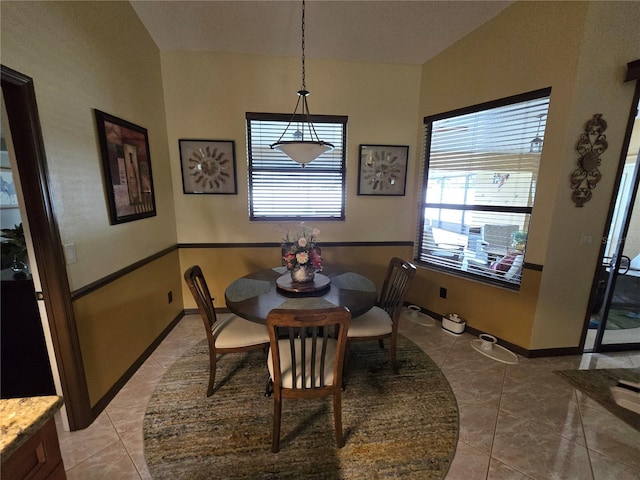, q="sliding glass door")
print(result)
[587,87,640,352]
